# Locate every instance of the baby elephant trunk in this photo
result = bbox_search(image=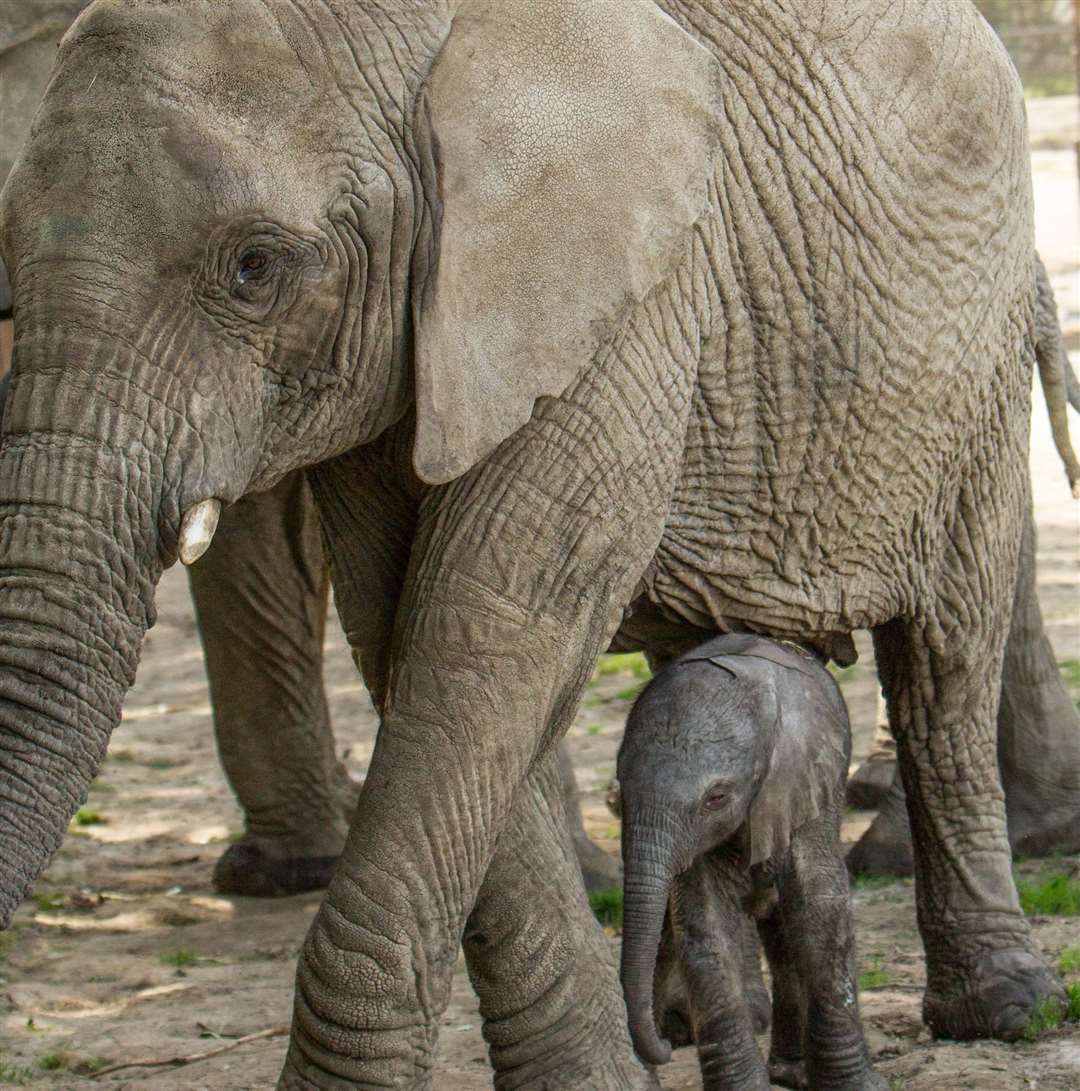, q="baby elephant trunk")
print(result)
[619,814,682,1066]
